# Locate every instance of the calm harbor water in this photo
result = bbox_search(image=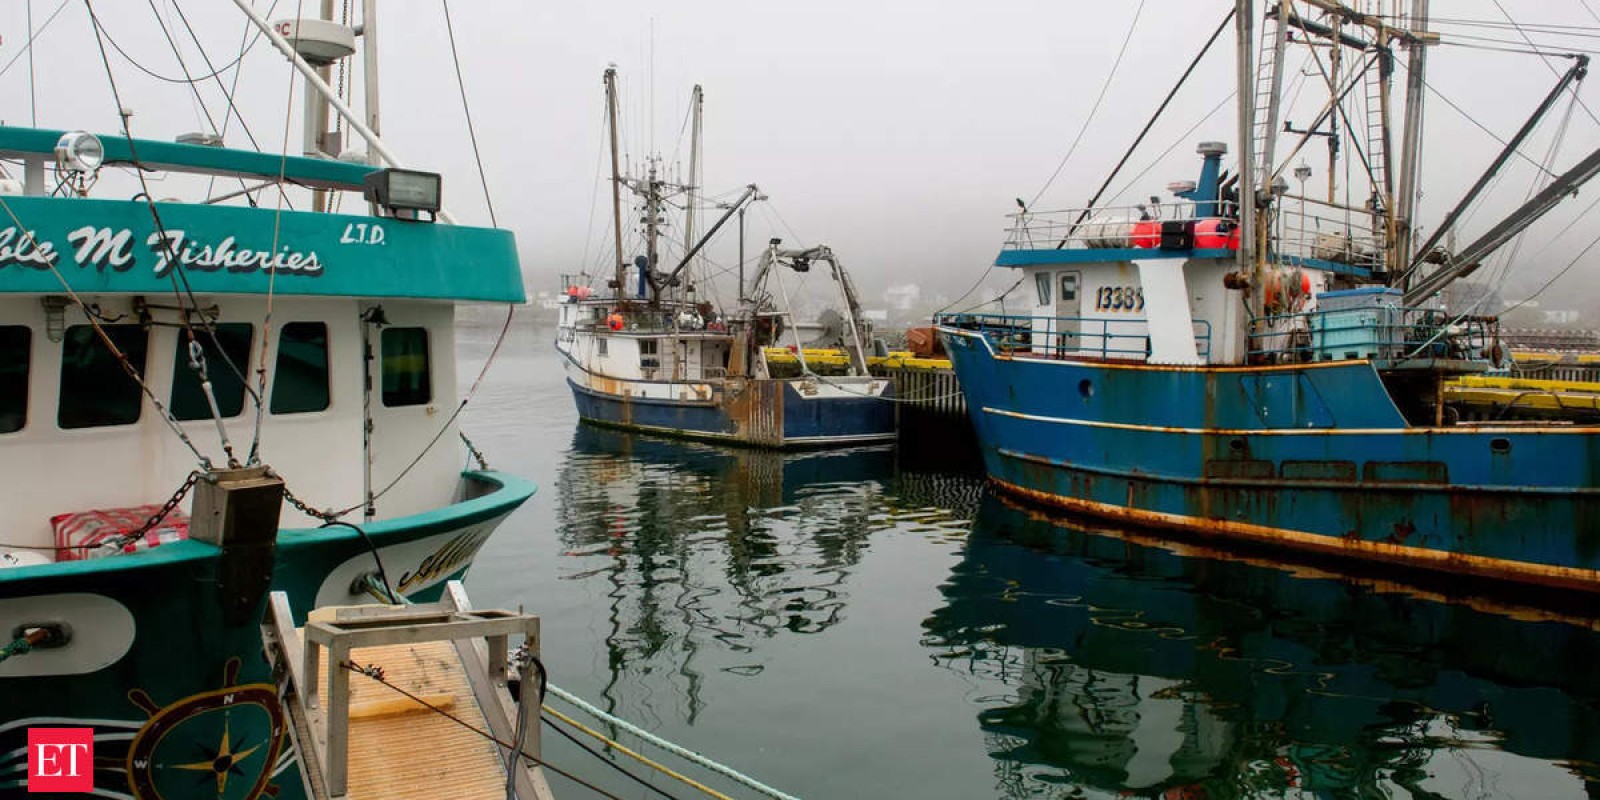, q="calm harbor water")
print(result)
[456,319,1600,799]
